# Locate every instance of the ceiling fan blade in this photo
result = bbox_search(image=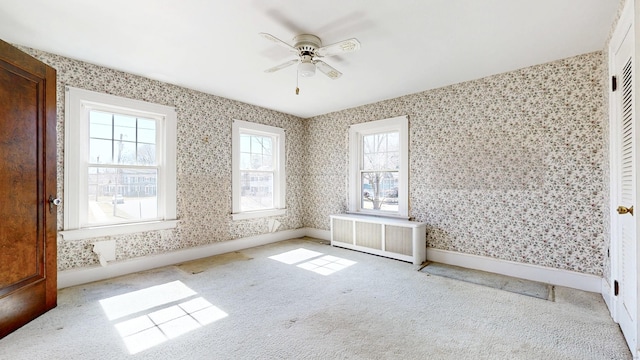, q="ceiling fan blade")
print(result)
[316,38,361,57]
[314,60,342,79]
[264,59,299,73]
[259,33,298,54]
